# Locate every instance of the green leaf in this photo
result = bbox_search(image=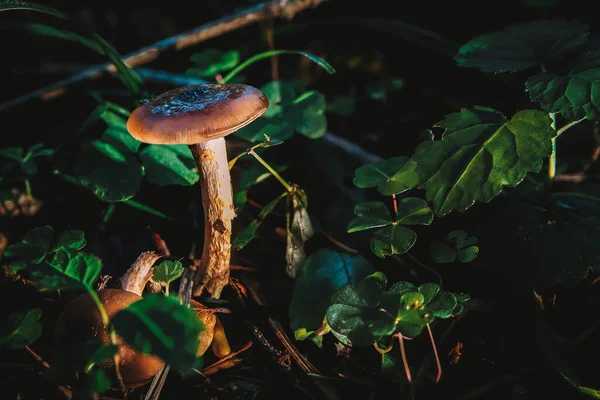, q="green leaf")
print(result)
[0,0,68,18]
[353,157,419,195]
[0,147,24,162]
[221,50,335,84]
[153,260,184,286]
[234,163,287,210]
[429,240,456,263]
[259,81,296,118]
[395,197,433,225]
[4,225,54,269]
[140,144,199,186]
[50,230,86,252]
[347,201,392,232]
[400,291,425,309]
[370,224,417,258]
[112,294,204,375]
[388,281,416,296]
[413,107,556,216]
[0,308,42,348]
[527,50,600,121]
[233,192,286,250]
[85,343,119,372]
[31,249,101,291]
[455,19,589,73]
[288,91,327,139]
[418,283,440,304]
[100,110,140,154]
[289,249,375,340]
[325,304,392,346]
[430,230,479,263]
[75,140,143,202]
[187,49,240,77]
[428,292,457,318]
[86,369,111,396]
[331,272,387,308]
[326,95,355,116]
